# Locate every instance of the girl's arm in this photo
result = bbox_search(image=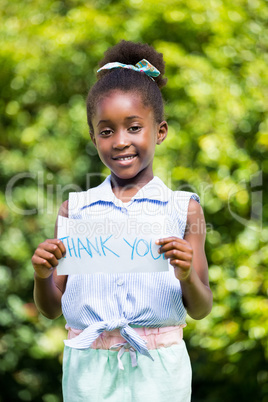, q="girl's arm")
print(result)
[32,201,68,319]
[156,199,213,320]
